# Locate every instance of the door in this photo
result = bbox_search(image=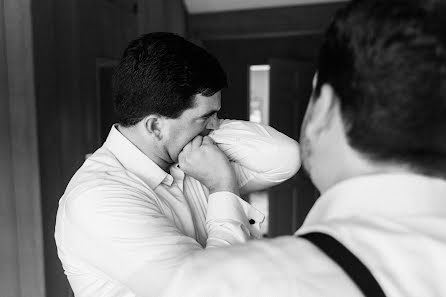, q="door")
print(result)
[268,58,319,237]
